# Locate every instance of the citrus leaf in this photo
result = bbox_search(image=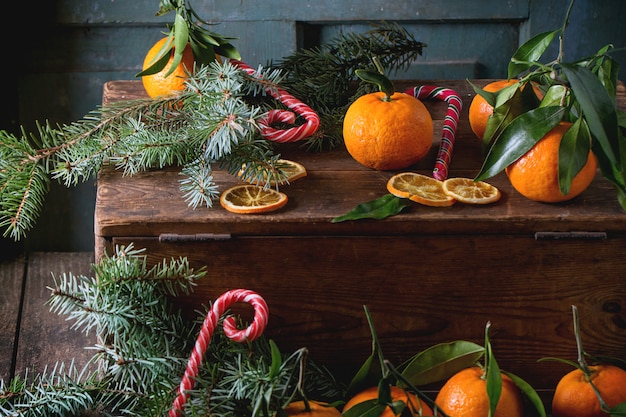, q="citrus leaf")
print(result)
[355,69,395,98]
[163,13,190,78]
[331,194,410,222]
[561,63,619,165]
[342,399,386,417]
[485,322,502,417]
[504,371,547,417]
[483,83,540,149]
[540,84,569,108]
[345,306,385,398]
[135,49,172,77]
[215,42,242,60]
[268,339,282,379]
[558,118,591,195]
[400,341,484,386]
[508,30,559,78]
[475,106,566,180]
